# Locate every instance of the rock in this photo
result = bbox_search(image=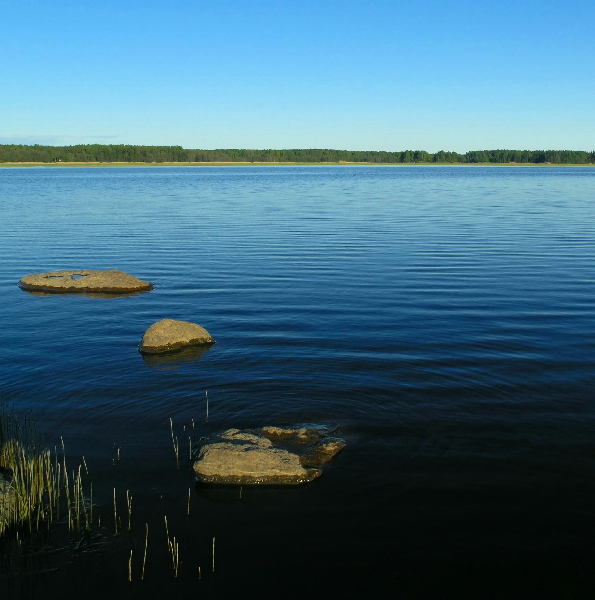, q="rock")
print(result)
[300,437,346,468]
[259,425,345,467]
[193,425,345,485]
[0,470,15,517]
[19,270,153,294]
[139,318,215,354]
[260,425,330,445]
